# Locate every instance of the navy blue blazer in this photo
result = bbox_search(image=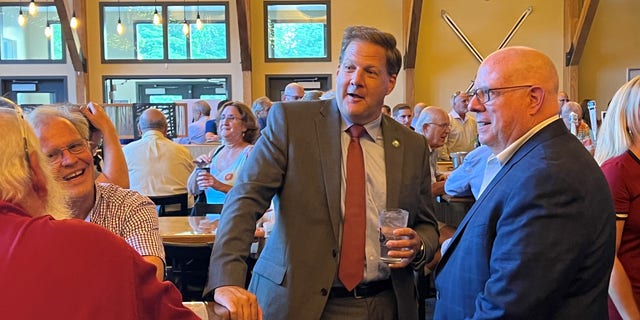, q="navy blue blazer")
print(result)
[434,119,615,319]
